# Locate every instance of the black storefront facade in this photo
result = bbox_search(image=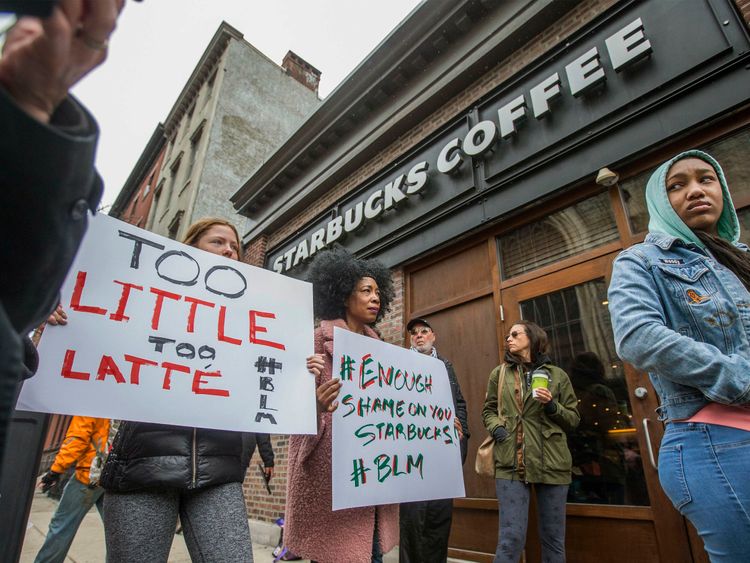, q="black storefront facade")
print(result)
[233,1,750,561]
